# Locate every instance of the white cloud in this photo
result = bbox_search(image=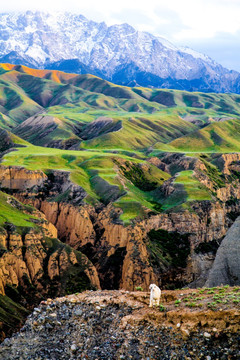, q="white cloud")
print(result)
[170,0,240,40]
[3,0,240,41]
